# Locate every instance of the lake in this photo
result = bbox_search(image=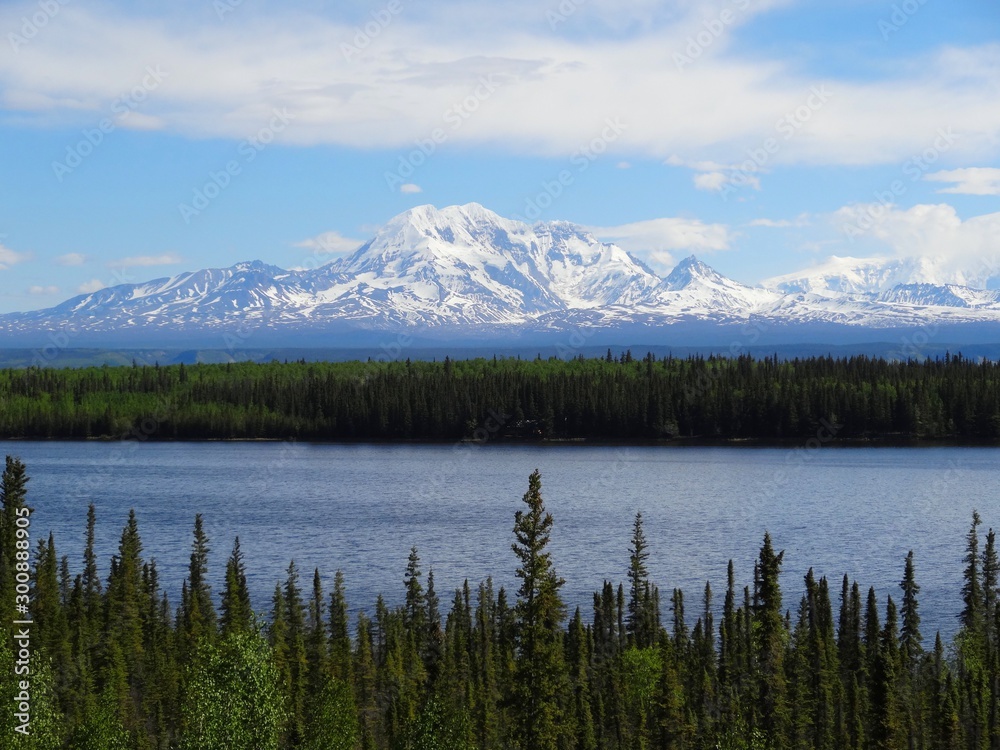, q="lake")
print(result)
[5,440,997,640]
